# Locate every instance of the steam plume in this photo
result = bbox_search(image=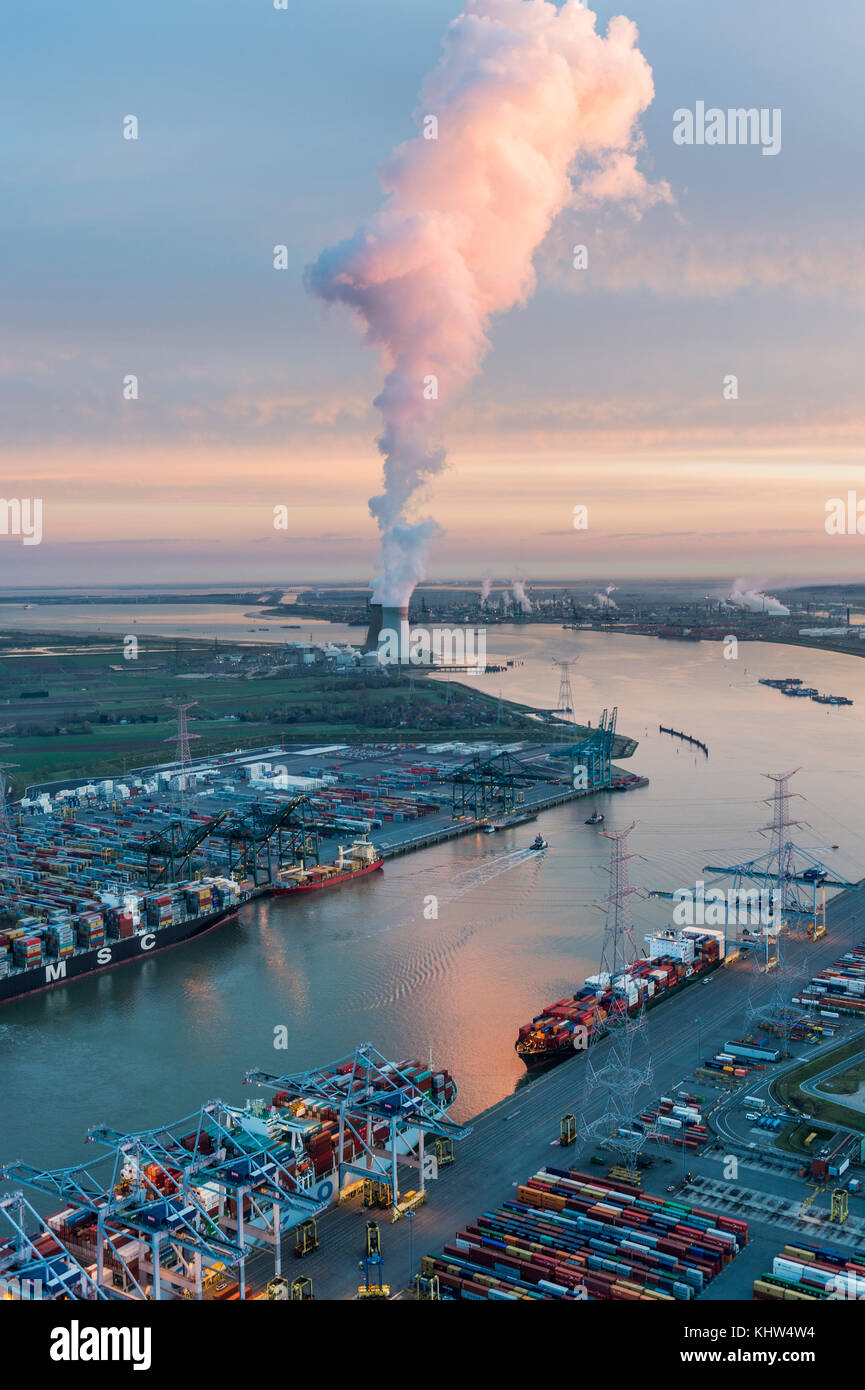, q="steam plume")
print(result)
[728,580,790,616]
[479,575,492,607]
[512,579,532,612]
[307,0,665,605]
[594,584,618,609]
